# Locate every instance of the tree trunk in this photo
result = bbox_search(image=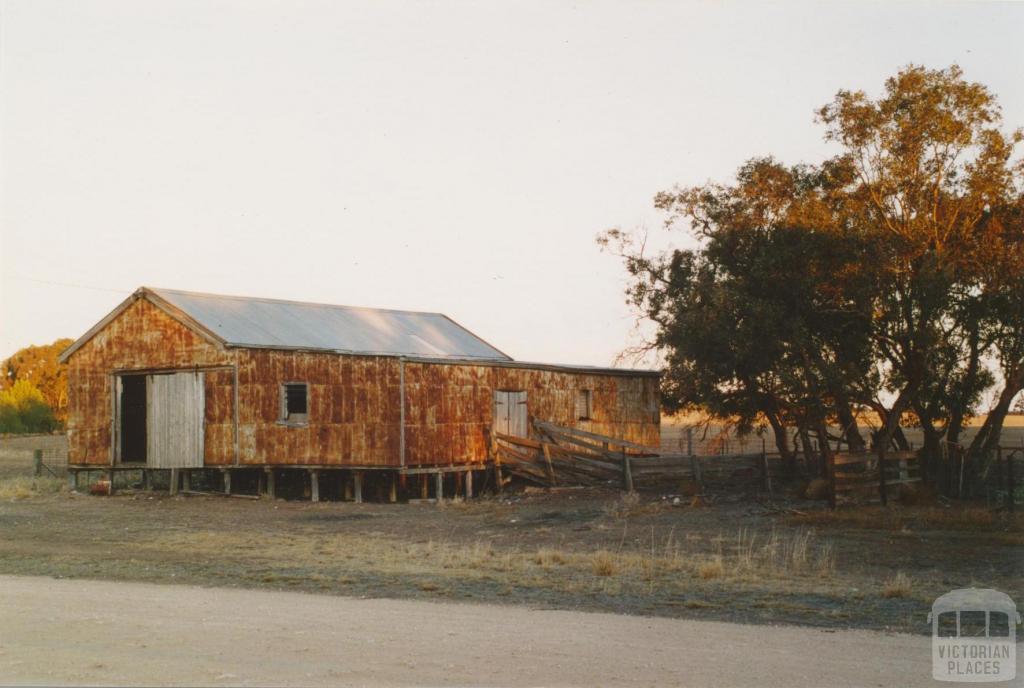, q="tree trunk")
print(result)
[947,322,982,446]
[798,427,815,472]
[765,411,796,474]
[916,412,942,488]
[873,391,915,506]
[833,389,866,452]
[968,364,1024,461]
[817,422,836,509]
[869,402,911,452]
